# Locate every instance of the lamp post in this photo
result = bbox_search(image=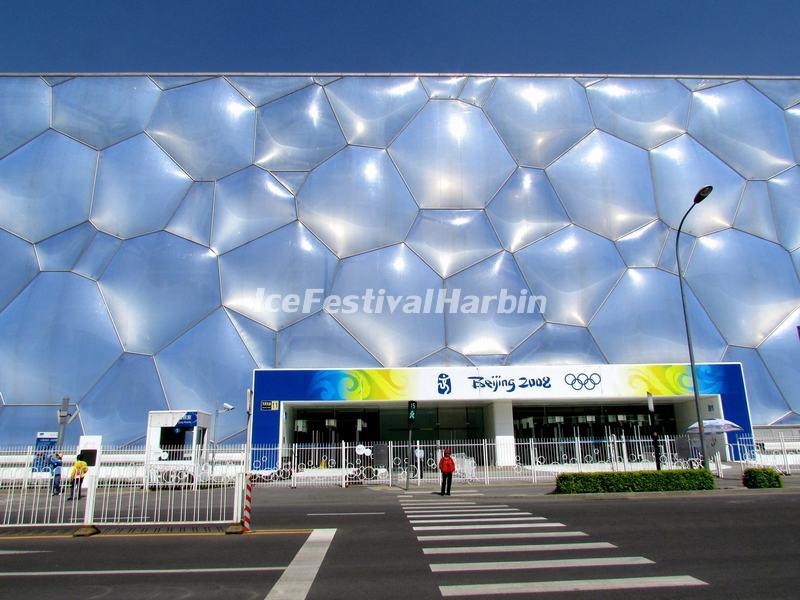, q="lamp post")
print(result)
[676,185,713,470]
[212,400,235,473]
